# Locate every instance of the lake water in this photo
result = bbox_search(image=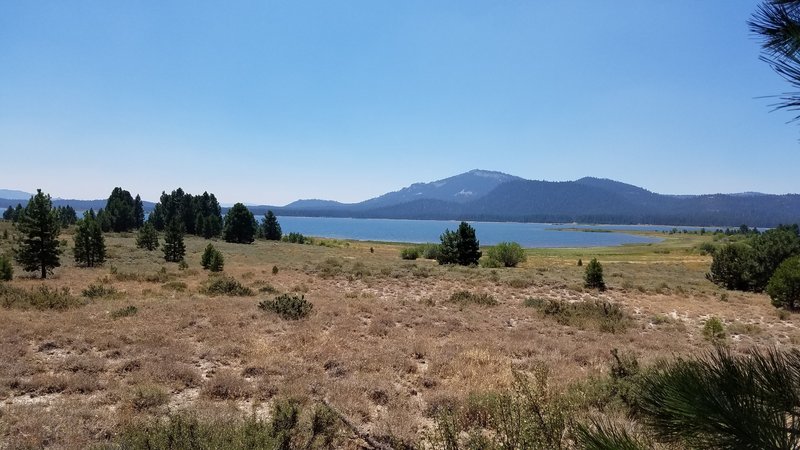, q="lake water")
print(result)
[275,216,679,248]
